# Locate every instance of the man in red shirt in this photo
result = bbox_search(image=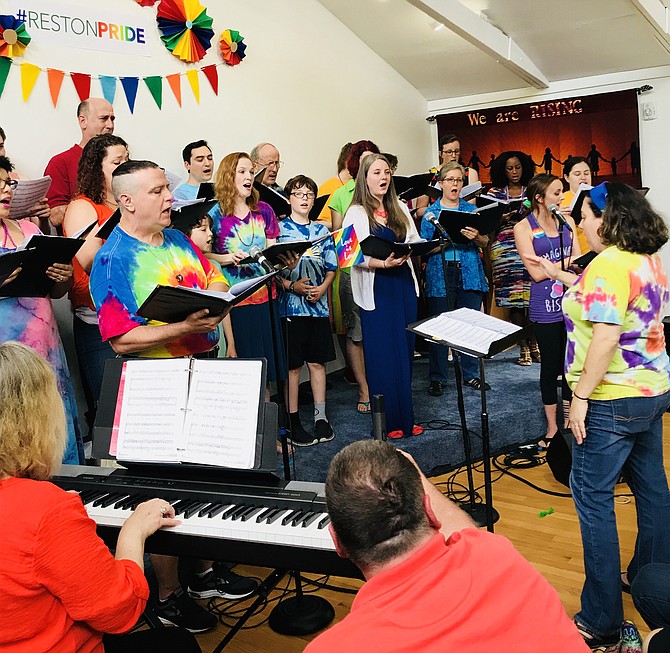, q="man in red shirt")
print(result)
[306,441,590,653]
[44,98,115,228]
